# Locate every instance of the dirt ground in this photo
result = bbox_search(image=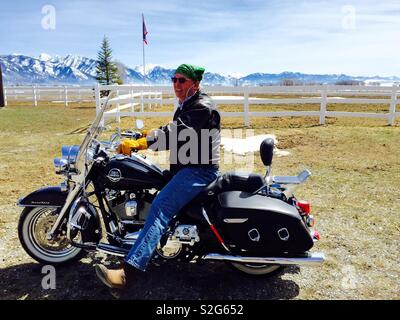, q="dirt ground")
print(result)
[0,102,399,300]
